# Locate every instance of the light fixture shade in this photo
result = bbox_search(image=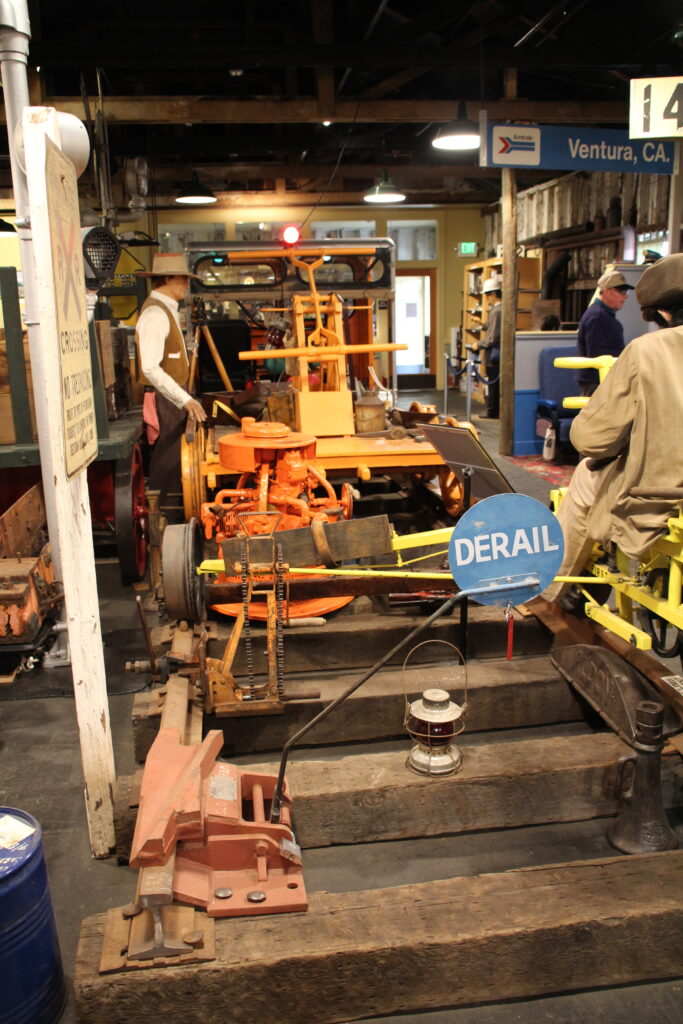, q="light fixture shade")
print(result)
[432,101,481,151]
[363,171,406,204]
[176,172,217,205]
